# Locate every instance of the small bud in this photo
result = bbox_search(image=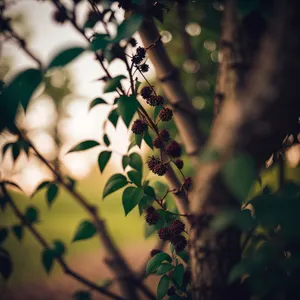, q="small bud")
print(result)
[129,37,137,47]
[150,249,161,257]
[159,108,173,122]
[174,159,184,169]
[131,119,147,134]
[183,177,192,191]
[166,141,182,158]
[171,235,187,253]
